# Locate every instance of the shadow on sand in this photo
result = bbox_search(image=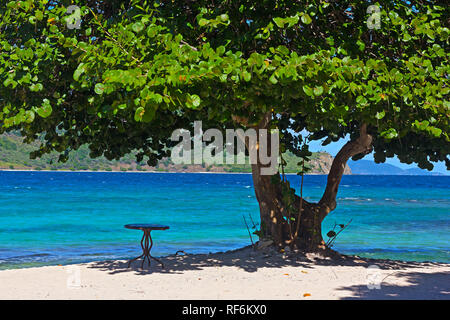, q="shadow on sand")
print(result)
[336,270,450,299]
[87,246,311,275]
[84,246,449,299]
[86,245,447,271]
